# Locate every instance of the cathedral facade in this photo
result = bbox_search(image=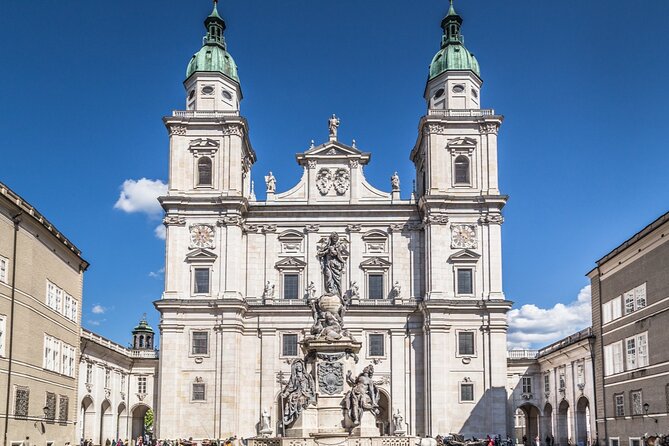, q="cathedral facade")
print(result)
[155,2,510,439]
